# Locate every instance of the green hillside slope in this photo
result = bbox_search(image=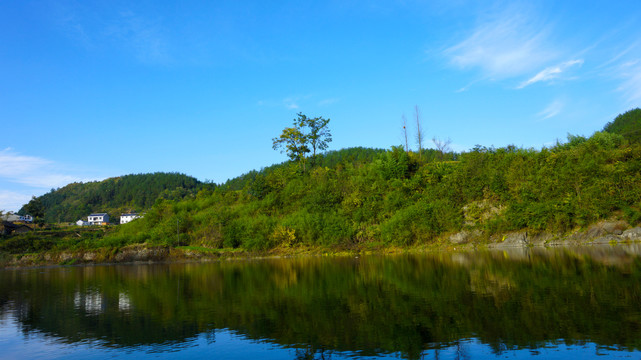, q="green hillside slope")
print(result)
[19,173,204,223]
[603,108,641,143]
[109,126,641,250]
